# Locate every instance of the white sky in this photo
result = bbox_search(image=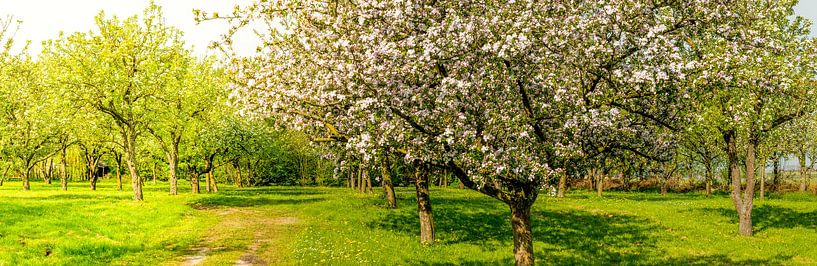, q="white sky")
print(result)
[0,0,261,57]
